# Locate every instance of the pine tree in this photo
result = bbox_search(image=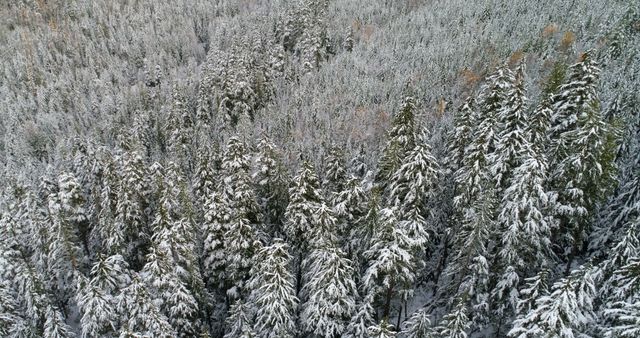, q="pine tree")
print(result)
[203,191,232,289]
[548,52,618,266]
[508,265,597,338]
[446,97,475,173]
[363,207,415,320]
[492,143,553,321]
[167,84,194,168]
[377,96,418,186]
[43,305,74,338]
[284,161,324,251]
[250,239,298,338]
[401,307,435,338]
[491,63,529,191]
[368,319,397,338]
[224,300,256,338]
[446,190,496,327]
[435,299,470,338]
[225,212,259,299]
[46,172,85,309]
[343,294,376,338]
[334,176,369,256]
[324,145,347,195]
[253,137,289,237]
[114,150,148,261]
[387,140,440,250]
[117,274,176,337]
[300,245,357,337]
[76,275,116,338]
